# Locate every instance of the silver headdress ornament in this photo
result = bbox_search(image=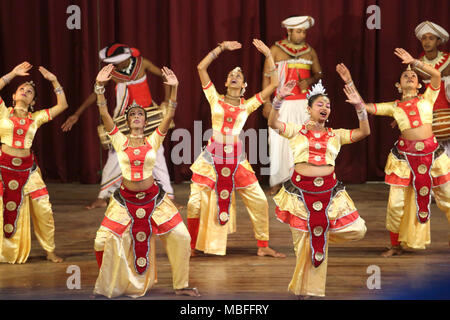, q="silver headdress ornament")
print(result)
[230,66,242,75]
[229,66,247,96]
[125,100,145,115]
[306,79,327,100]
